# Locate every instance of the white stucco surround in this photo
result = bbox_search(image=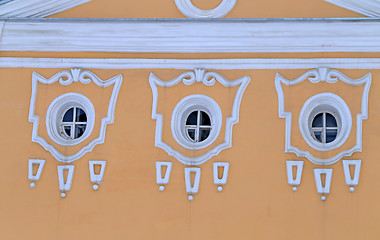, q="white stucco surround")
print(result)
[150,69,250,165]
[29,68,123,163]
[275,67,371,165]
[174,0,237,18]
[325,0,380,17]
[0,0,92,17]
